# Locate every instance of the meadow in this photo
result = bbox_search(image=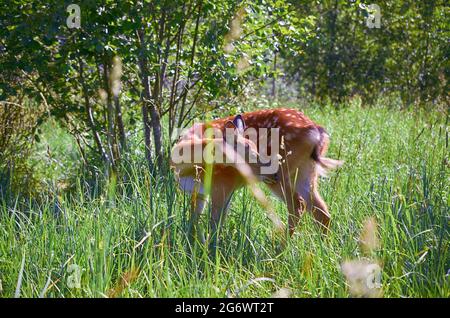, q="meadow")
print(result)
[0,101,448,298]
